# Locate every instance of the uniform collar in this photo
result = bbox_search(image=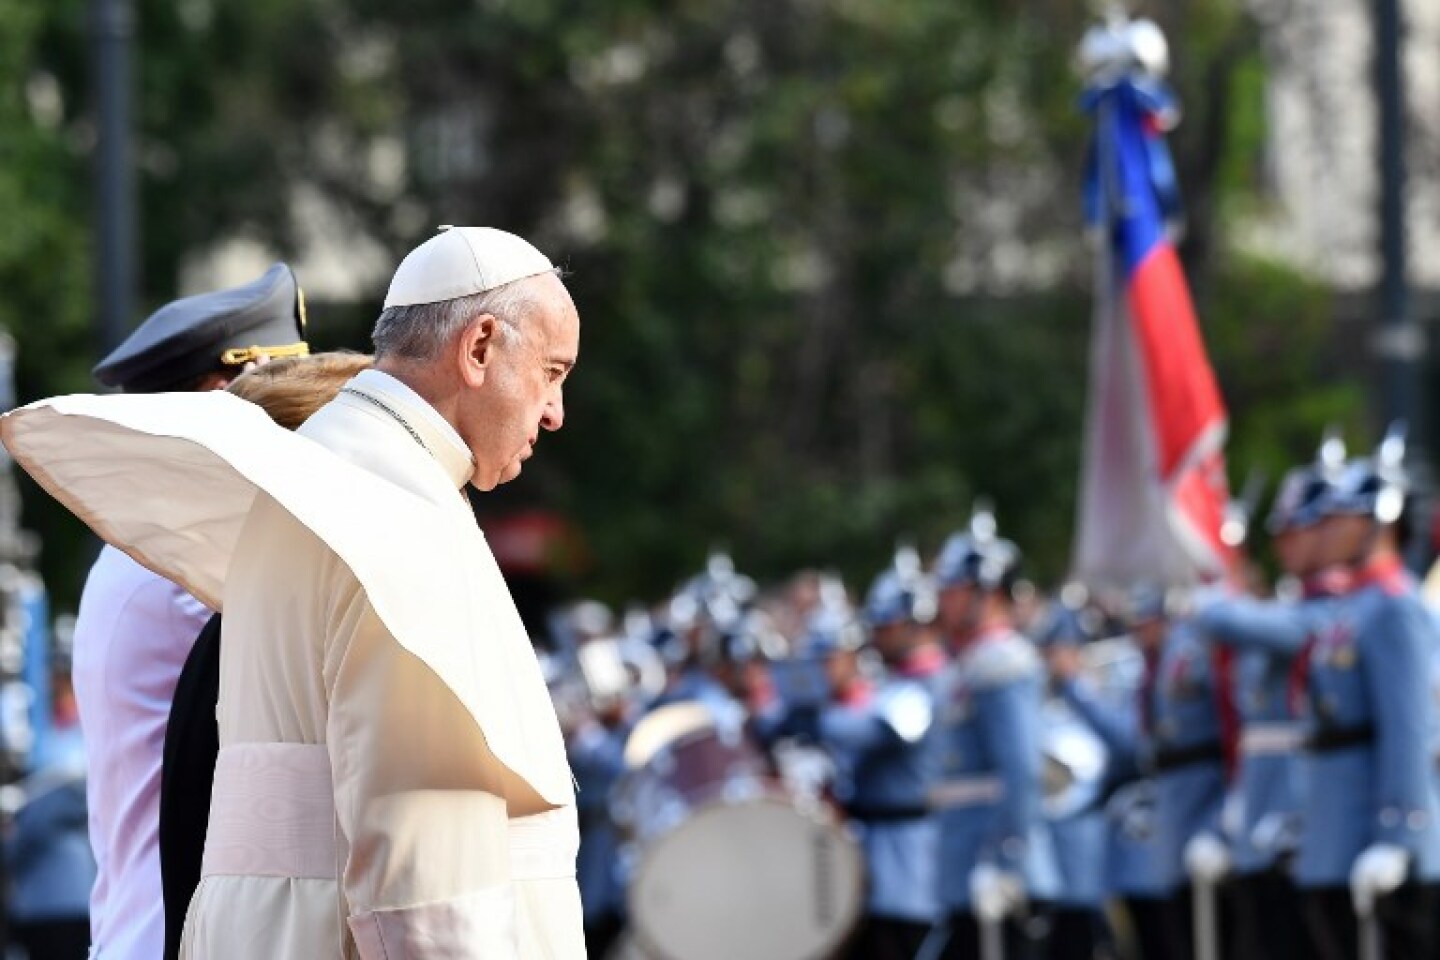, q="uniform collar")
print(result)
[747,672,777,713]
[837,677,874,708]
[954,617,1012,650]
[1350,552,1410,596]
[346,369,475,489]
[1301,566,1353,599]
[894,642,946,678]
